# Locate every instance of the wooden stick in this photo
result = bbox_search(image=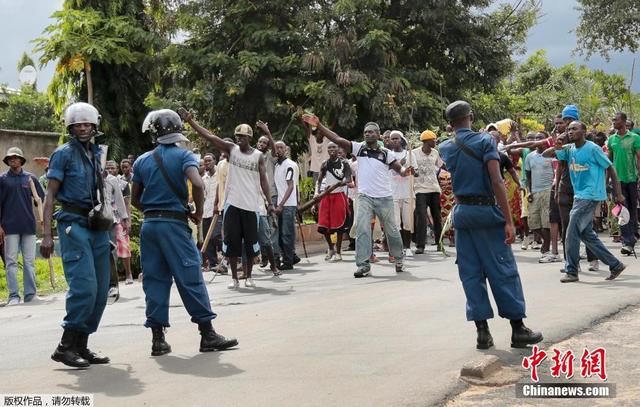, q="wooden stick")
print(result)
[297,181,346,213]
[407,142,416,229]
[200,212,219,255]
[296,211,309,259]
[28,178,55,288]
